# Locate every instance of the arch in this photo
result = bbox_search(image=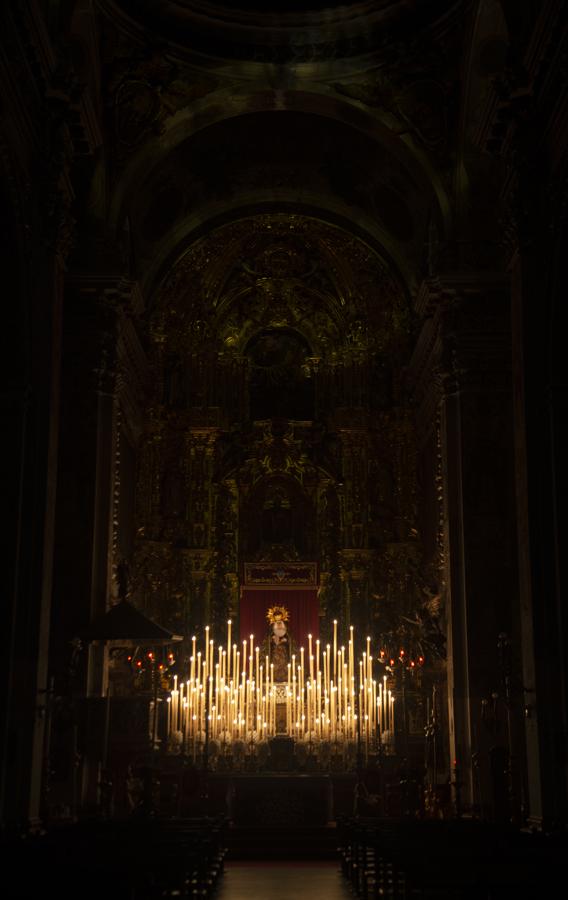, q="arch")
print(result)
[140,198,417,301]
[109,86,452,250]
[150,212,412,363]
